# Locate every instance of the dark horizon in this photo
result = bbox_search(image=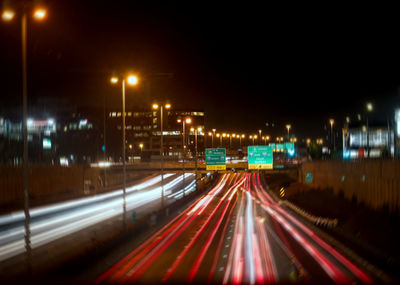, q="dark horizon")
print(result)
[1,1,400,138]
